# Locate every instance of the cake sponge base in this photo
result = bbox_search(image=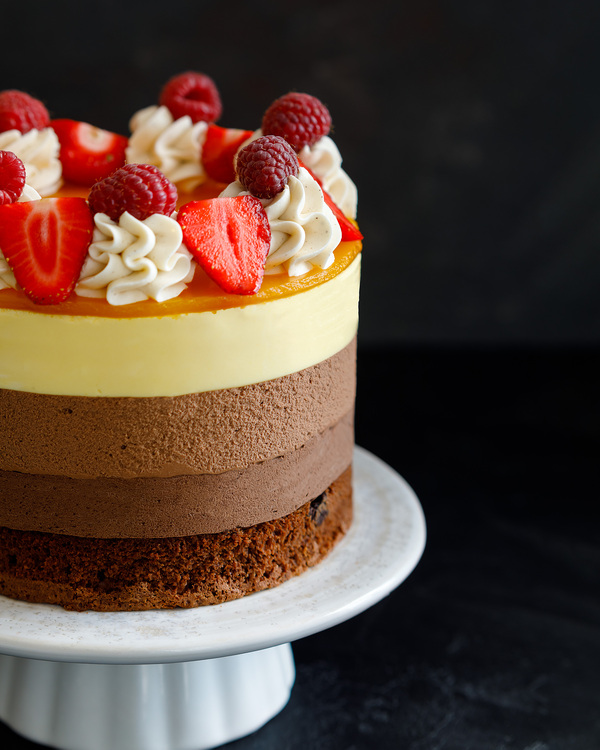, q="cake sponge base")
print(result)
[0,467,352,612]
